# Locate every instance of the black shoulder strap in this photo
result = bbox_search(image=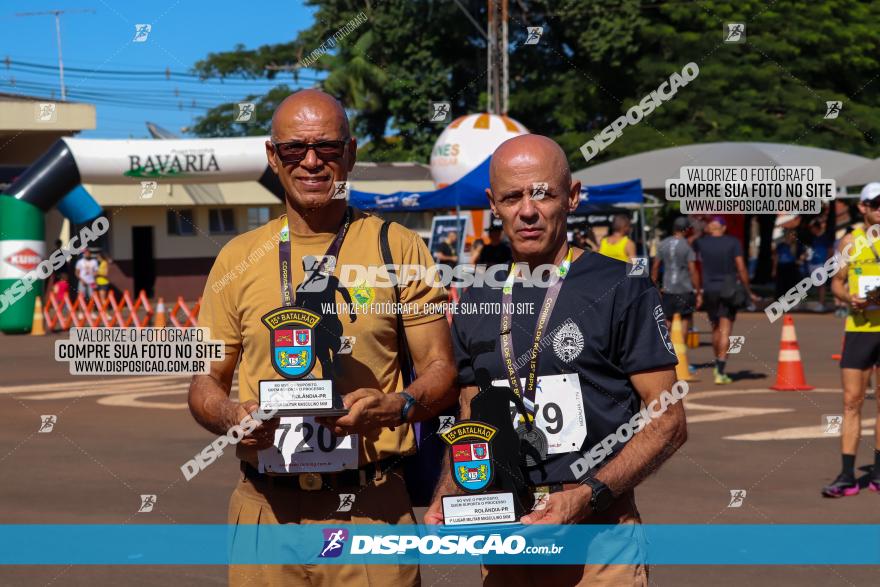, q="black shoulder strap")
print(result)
[380,221,414,386]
